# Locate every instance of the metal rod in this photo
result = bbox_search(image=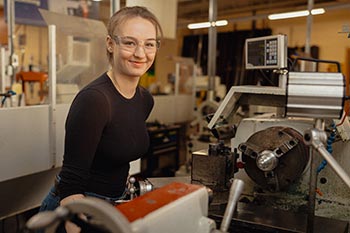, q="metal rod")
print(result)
[305,0,313,56]
[110,0,120,16]
[304,127,350,189]
[207,0,217,100]
[0,48,6,93]
[306,119,323,233]
[7,0,14,56]
[316,144,350,188]
[48,25,57,168]
[6,0,16,85]
[307,147,317,233]
[220,179,244,232]
[175,62,180,96]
